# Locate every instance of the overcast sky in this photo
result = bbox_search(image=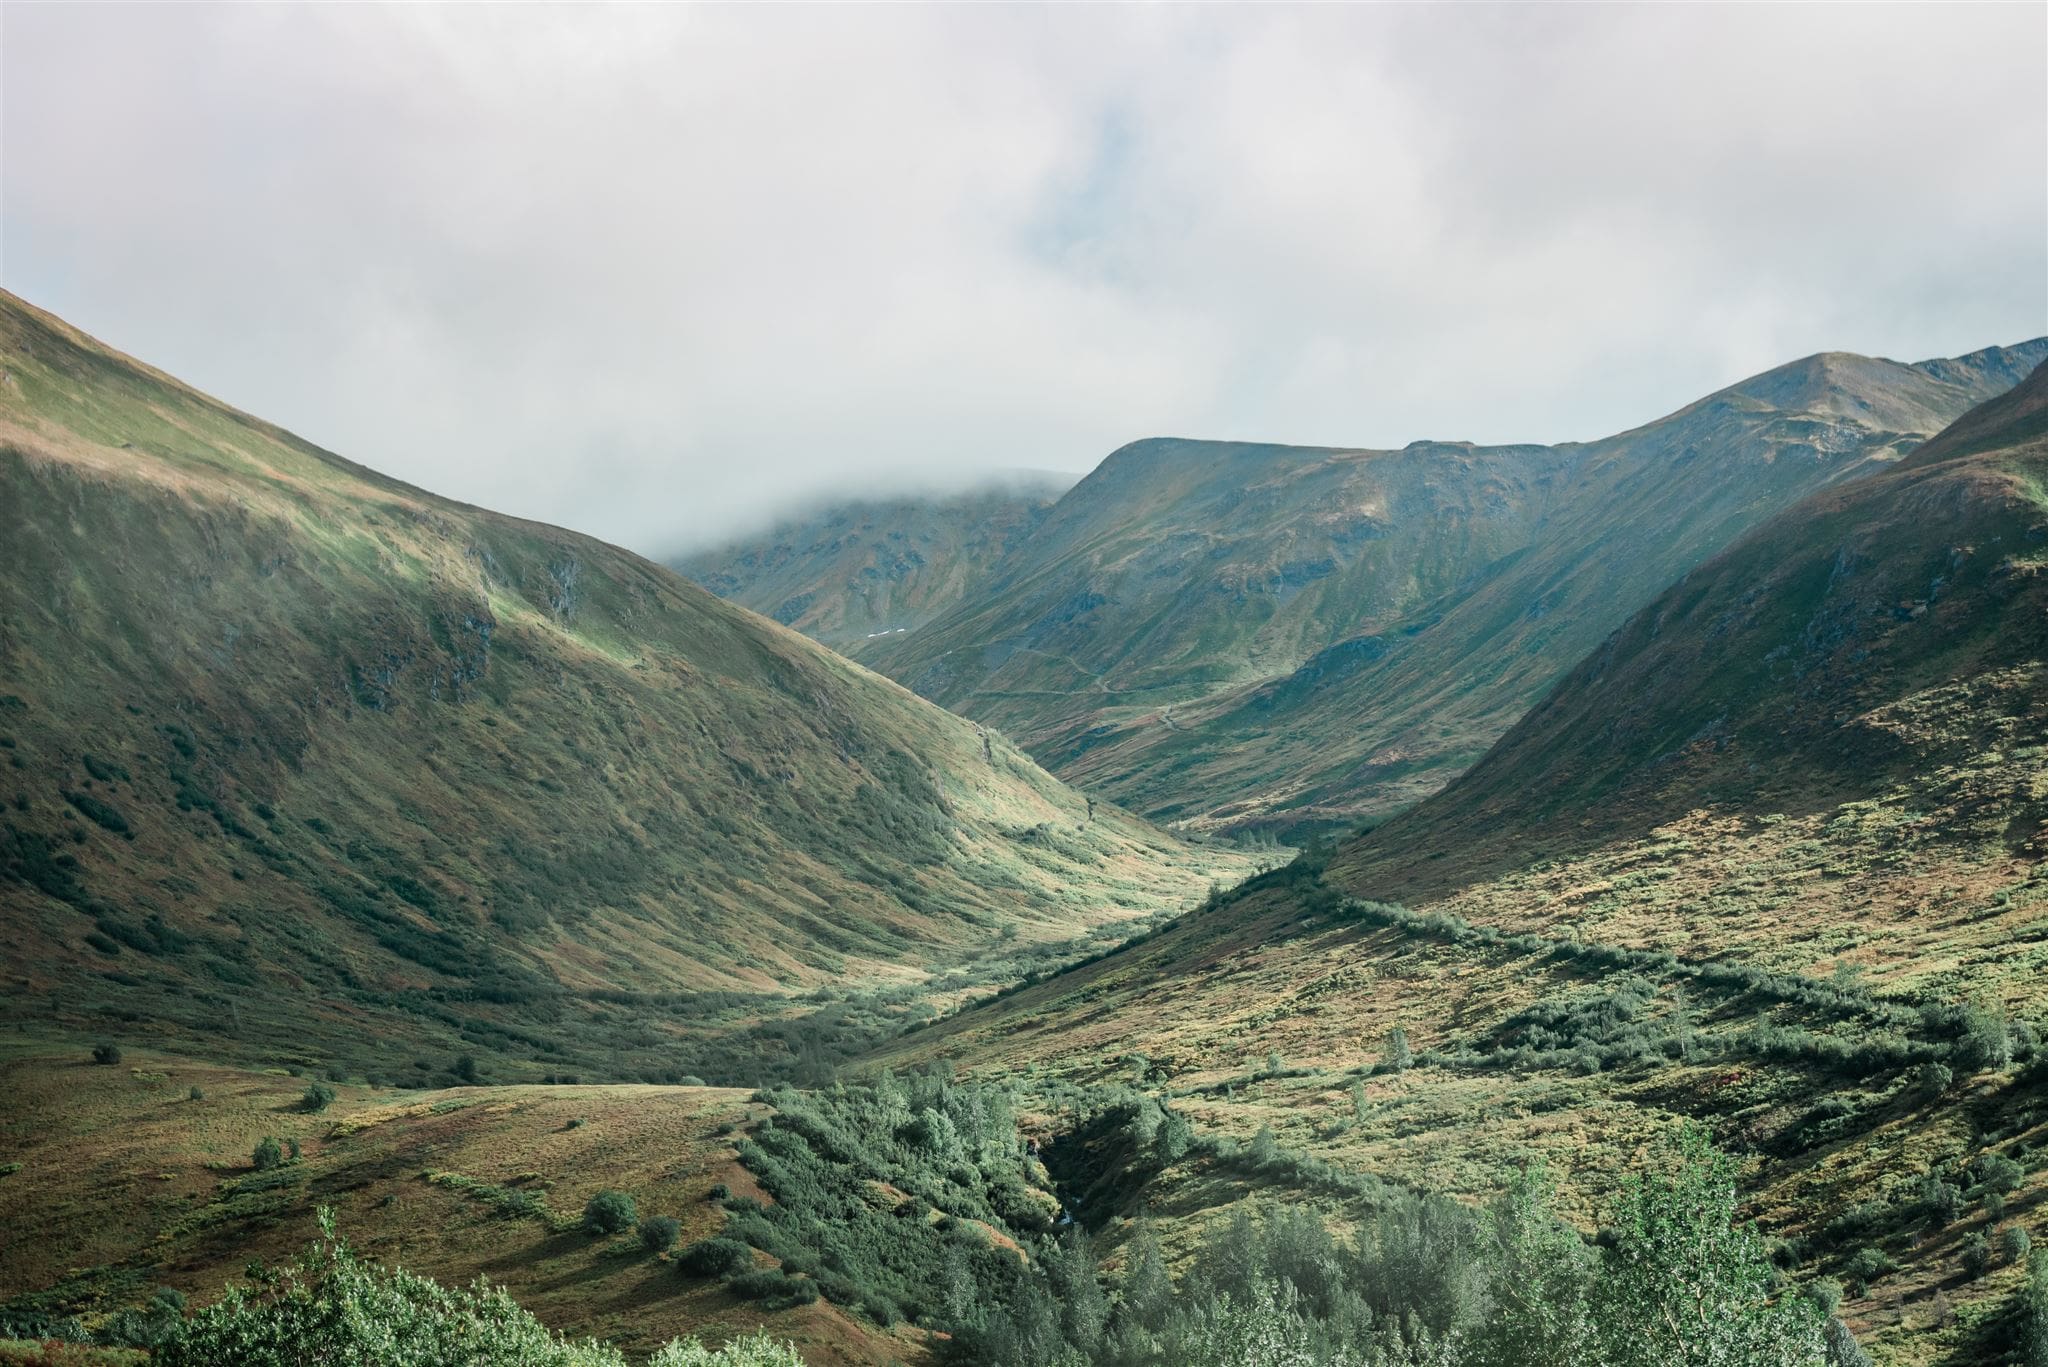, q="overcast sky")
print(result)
[5,5,2044,554]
